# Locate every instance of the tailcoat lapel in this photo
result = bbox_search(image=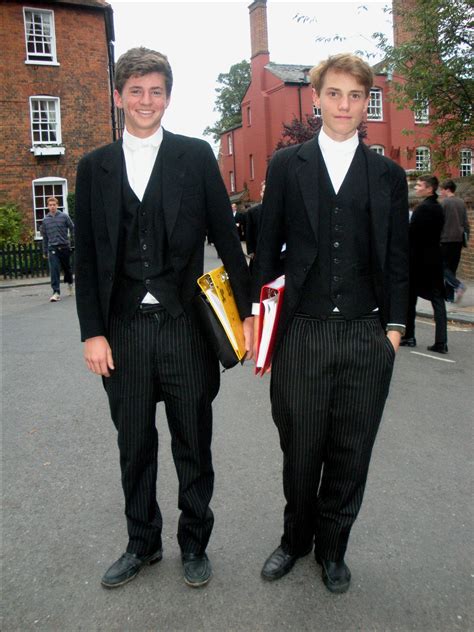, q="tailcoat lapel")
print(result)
[160,130,186,240]
[362,144,391,270]
[295,135,320,241]
[99,140,123,260]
